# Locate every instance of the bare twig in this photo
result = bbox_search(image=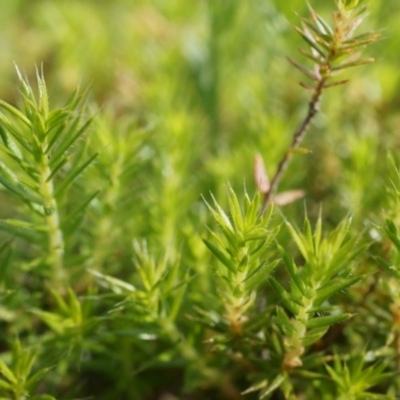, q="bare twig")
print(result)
[259,2,378,214]
[262,78,325,213]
